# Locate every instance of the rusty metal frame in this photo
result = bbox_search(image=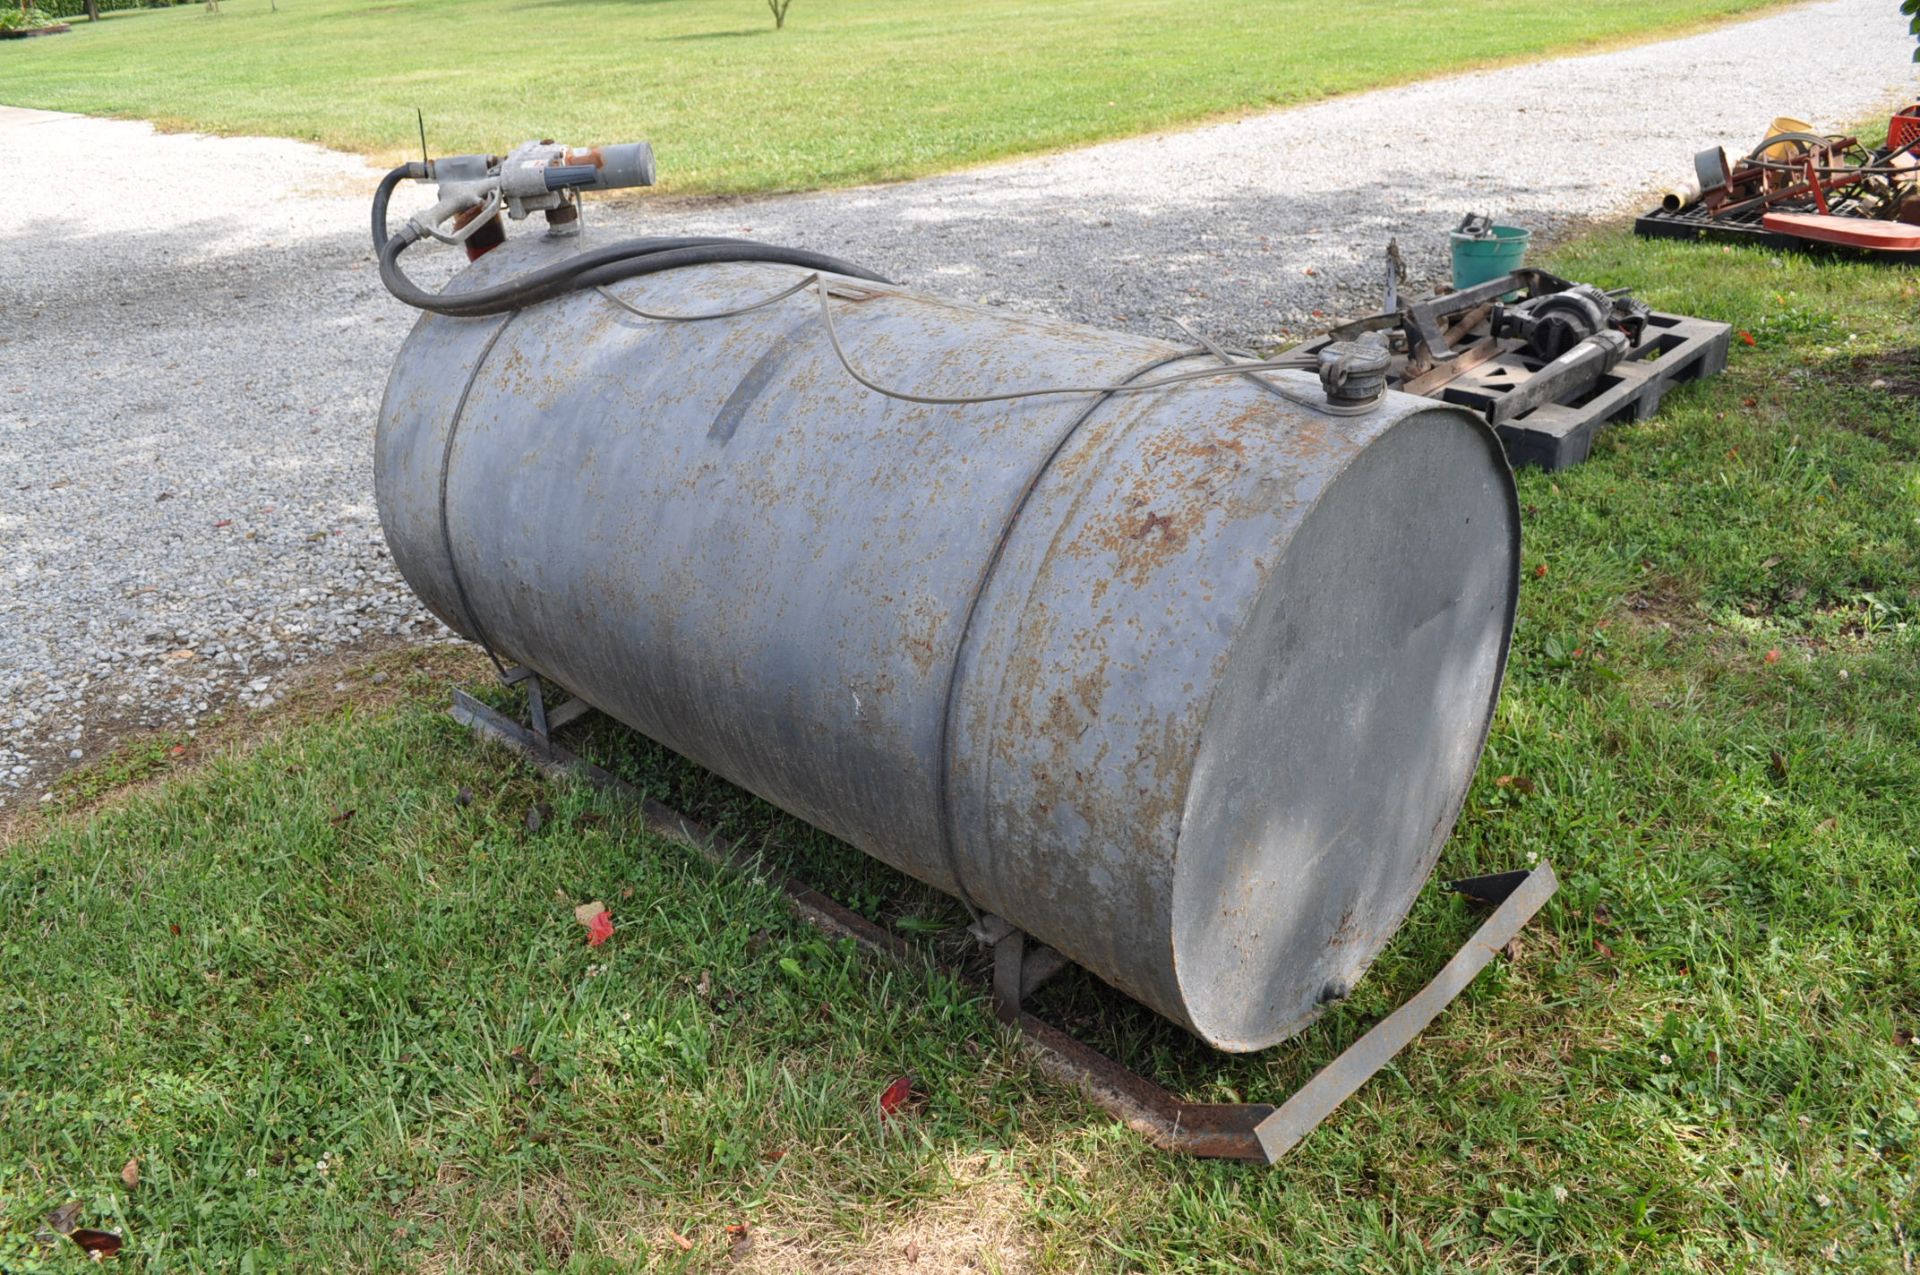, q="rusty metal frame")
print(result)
[450,684,1557,1164]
